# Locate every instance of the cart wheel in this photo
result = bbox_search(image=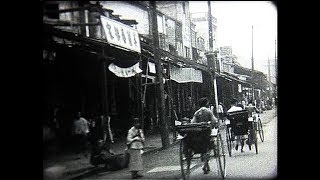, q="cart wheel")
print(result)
[257,118,264,142]
[253,129,258,154]
[226,127,232,157]
[215,133,226,179]
[180,140,191,180]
